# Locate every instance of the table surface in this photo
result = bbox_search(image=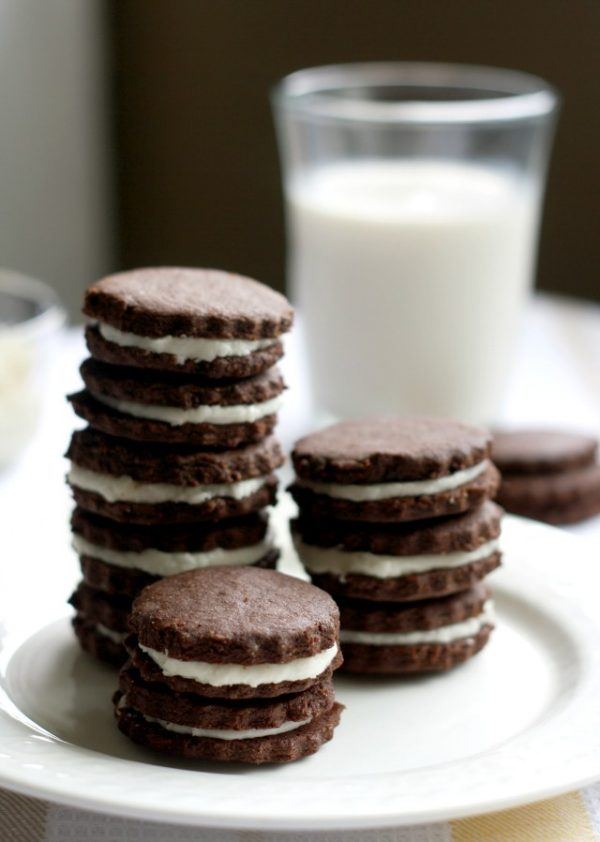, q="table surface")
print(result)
[1,293,600,841]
